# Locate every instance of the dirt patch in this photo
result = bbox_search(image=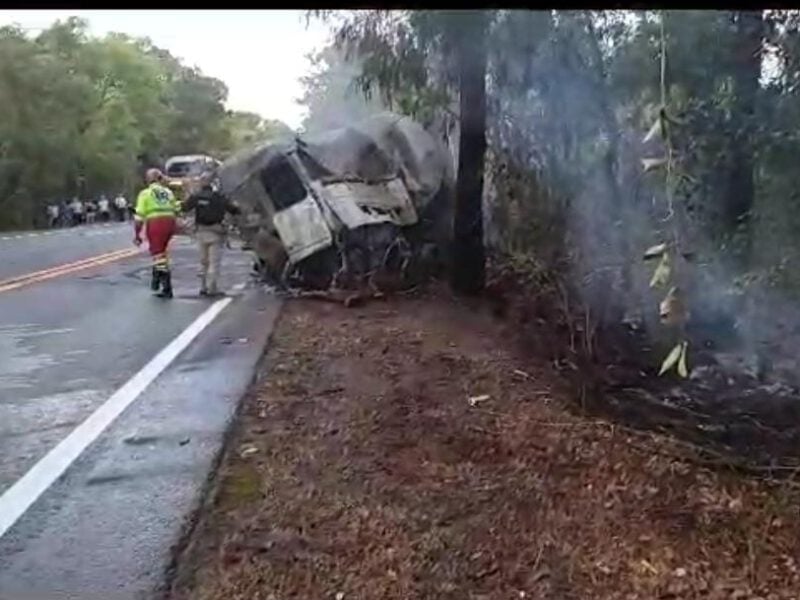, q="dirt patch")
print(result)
[170,286,800,600]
